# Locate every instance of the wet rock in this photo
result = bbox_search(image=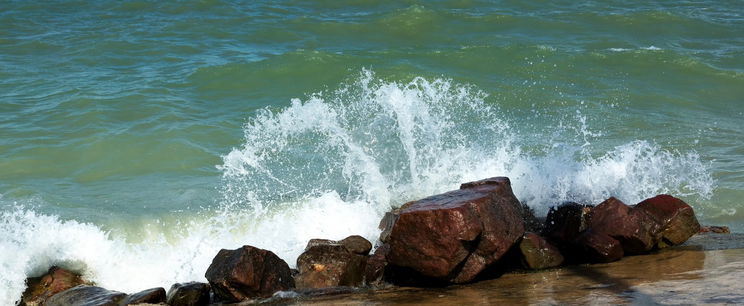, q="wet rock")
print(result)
[166,282,210,306]
[543,202,593,244]
[44,285,126,306]
[339,235,373,255]
[700,225,730,234]
[518,232,564,269]
[364,244,391,286]
[295,240,368,289]
[589,197,661,254]
[378,209,400,244]
[387,177,525,283]
[20,266,89,306]
[574,230,624,263]
[121,287,166,305]
[205,245,294,301]
[520,203,544,233]
[635,194,701,248]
